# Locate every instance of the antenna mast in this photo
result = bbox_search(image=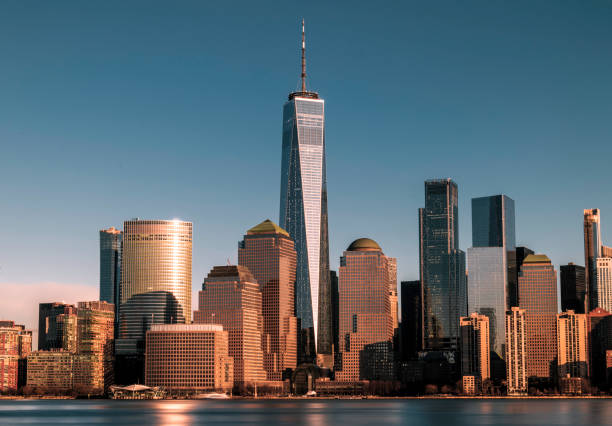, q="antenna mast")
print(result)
[301,19,306,92]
